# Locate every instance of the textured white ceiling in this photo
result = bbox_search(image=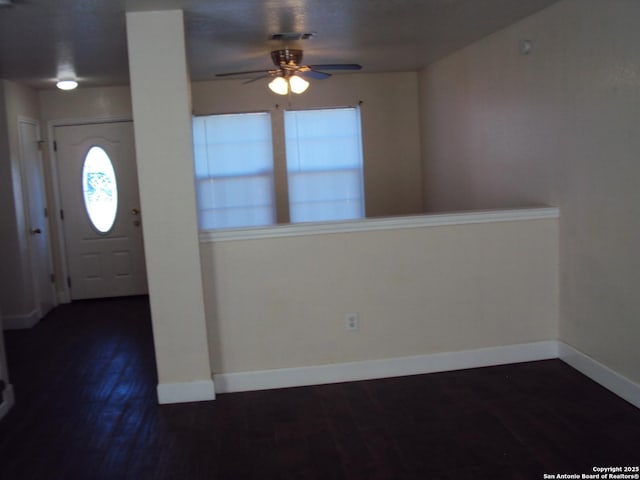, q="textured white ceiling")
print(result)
[0,0,560,89]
